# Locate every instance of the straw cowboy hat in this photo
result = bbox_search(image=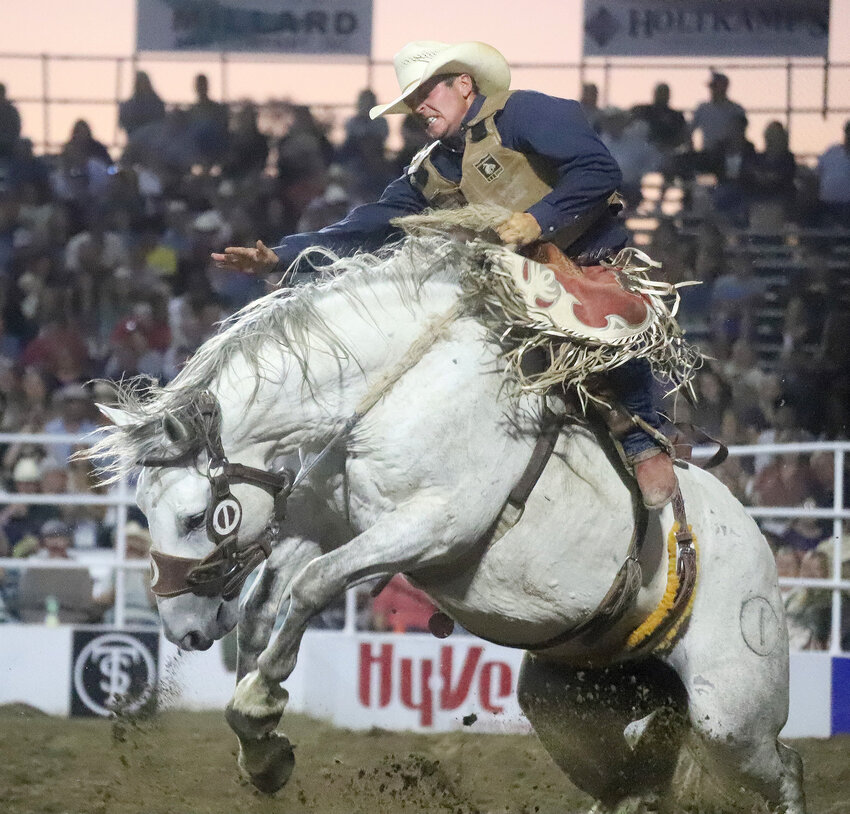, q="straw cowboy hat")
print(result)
[369,40,511,119]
